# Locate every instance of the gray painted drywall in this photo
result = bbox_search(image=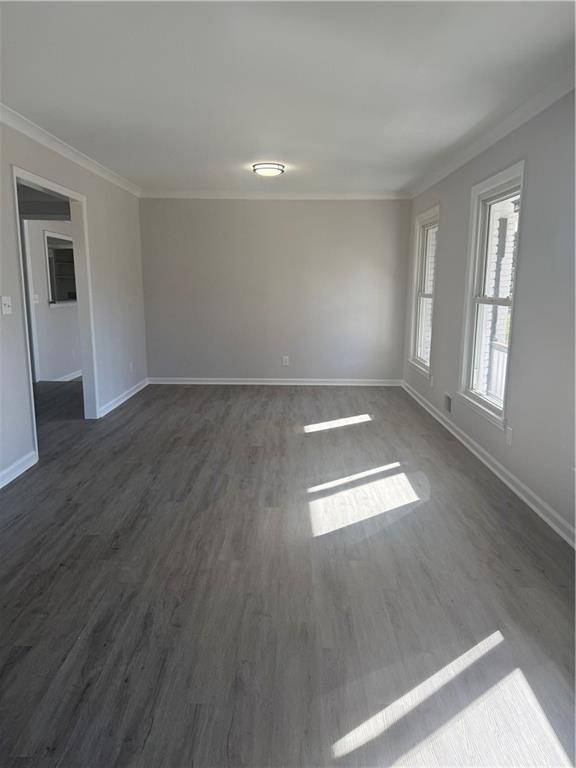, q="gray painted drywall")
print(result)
[404,91,575,534]
[24,220,81,382]
[140,200,410,381]
[0,123,147,476]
